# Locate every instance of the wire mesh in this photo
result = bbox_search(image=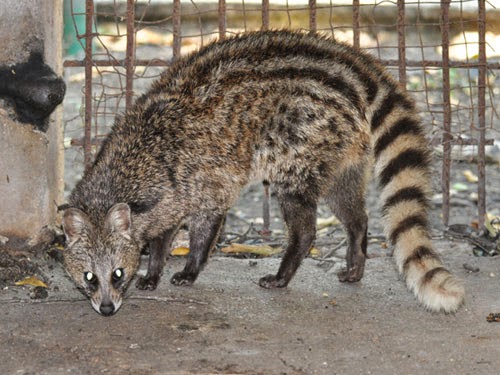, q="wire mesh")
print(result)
[62,0,499,226]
